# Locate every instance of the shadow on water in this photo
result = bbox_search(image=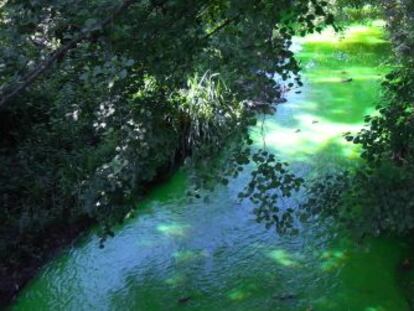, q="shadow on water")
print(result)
[11,24,414,311]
